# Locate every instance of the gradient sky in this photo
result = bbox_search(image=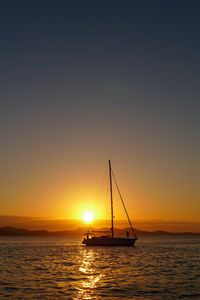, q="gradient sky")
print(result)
[0,1,199,224]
